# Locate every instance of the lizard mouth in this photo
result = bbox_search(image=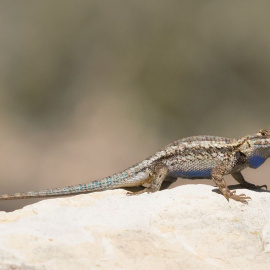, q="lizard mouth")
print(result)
[254,139,270,146]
